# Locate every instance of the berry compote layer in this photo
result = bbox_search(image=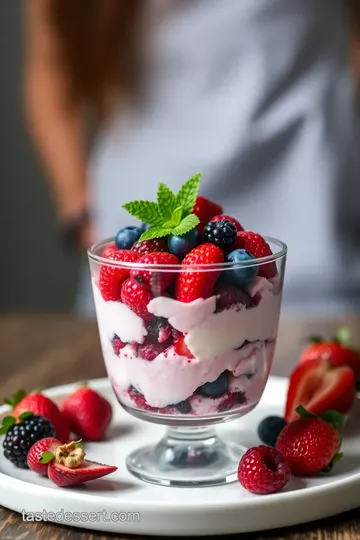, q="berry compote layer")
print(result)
[92,274,281,417]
